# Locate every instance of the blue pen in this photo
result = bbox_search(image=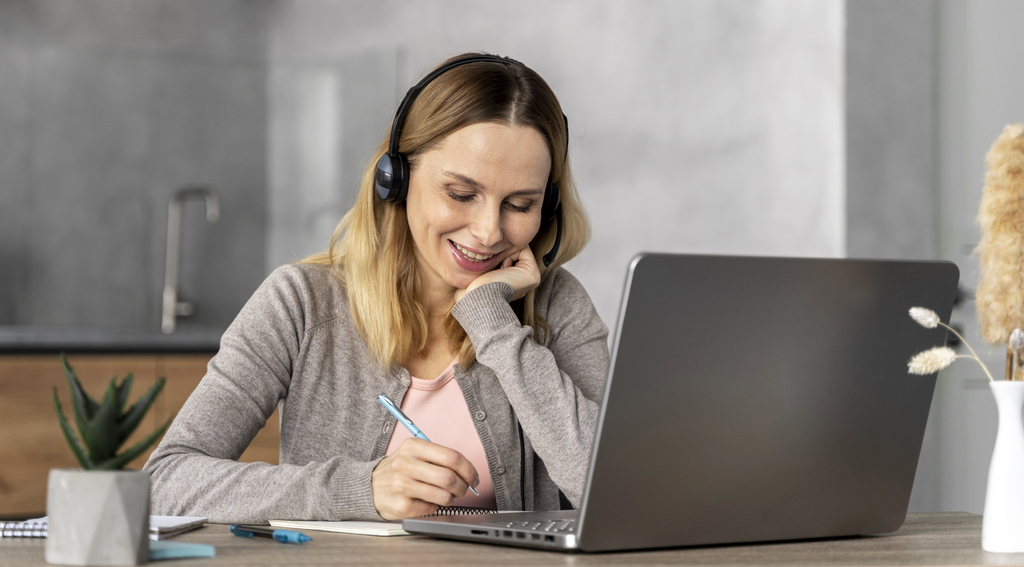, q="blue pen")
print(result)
[230,524,311,544]
[377,393,480,496]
